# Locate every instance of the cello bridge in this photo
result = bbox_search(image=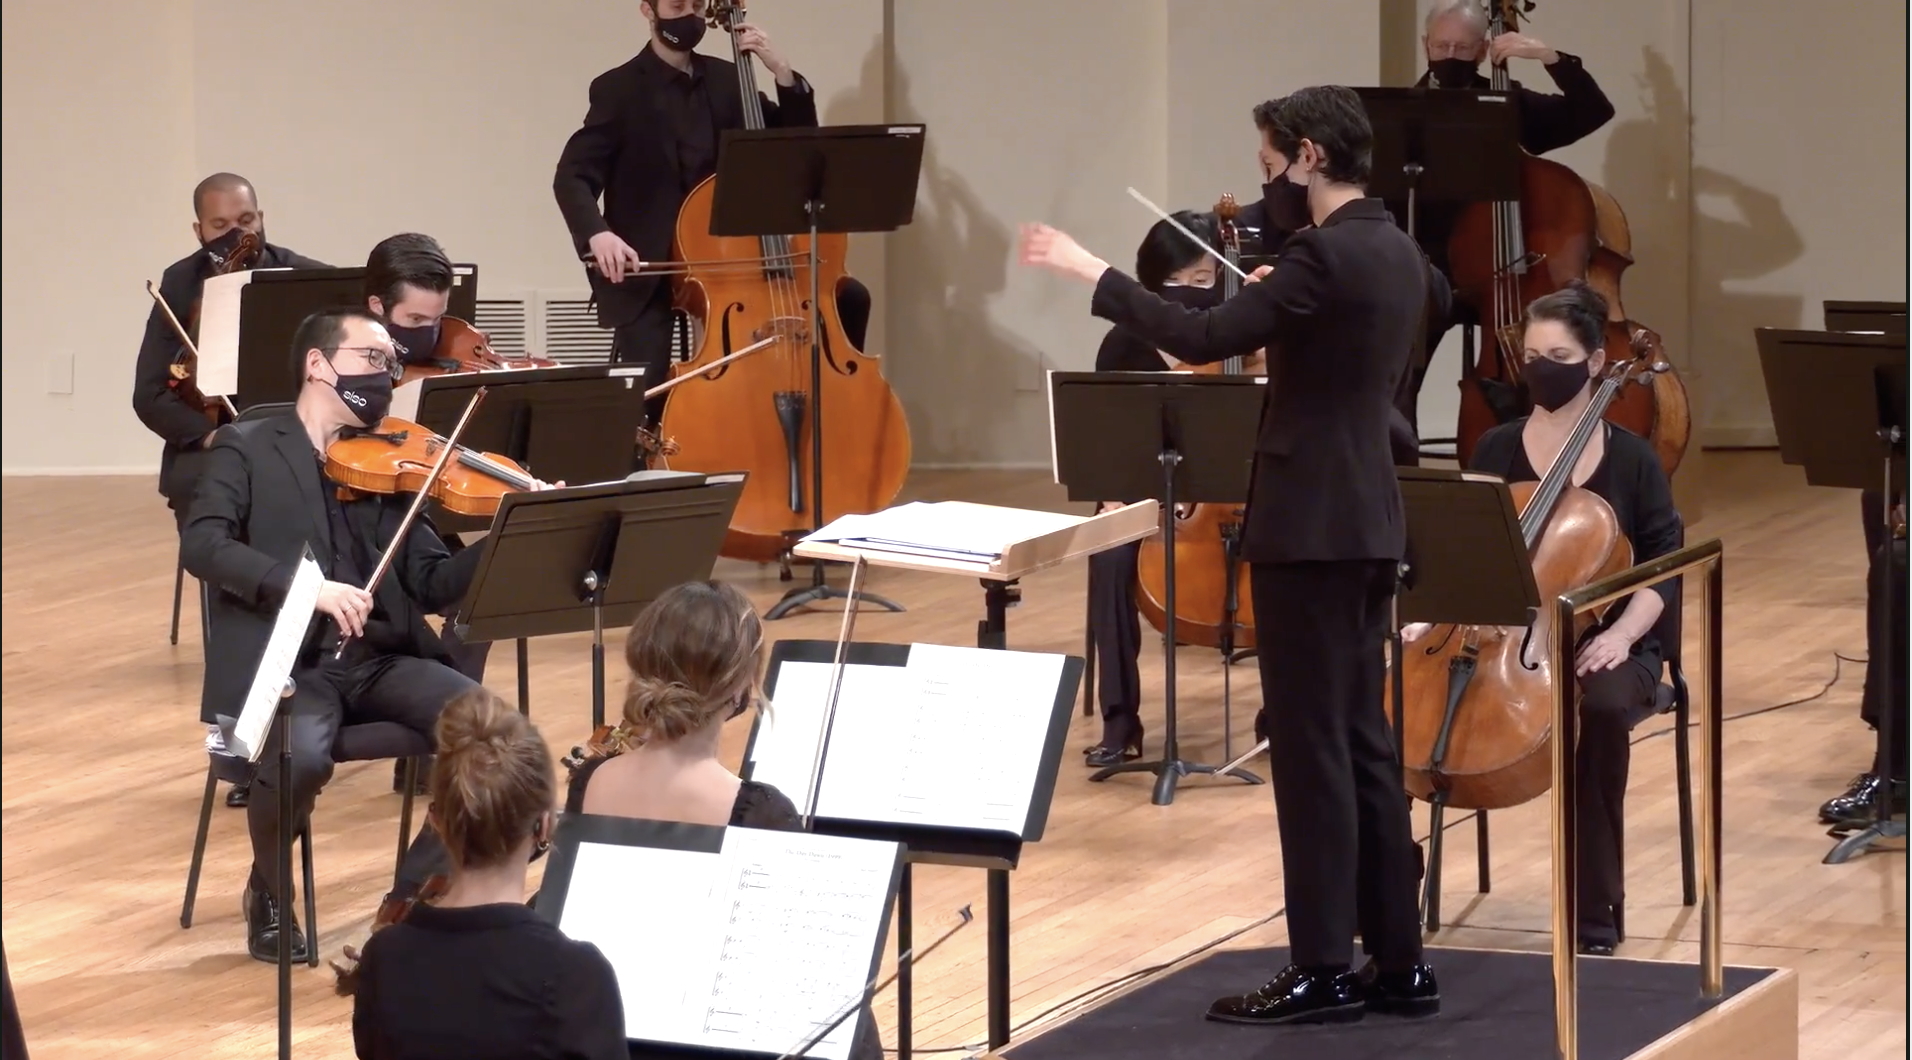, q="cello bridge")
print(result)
[752,316,811,346]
